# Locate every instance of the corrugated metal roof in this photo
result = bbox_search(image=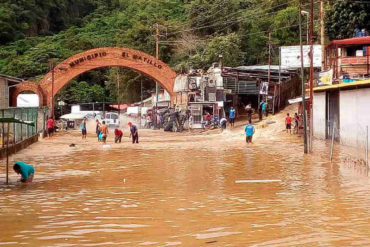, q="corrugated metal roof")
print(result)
[327,37,370,47]
[235,65,295,72]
